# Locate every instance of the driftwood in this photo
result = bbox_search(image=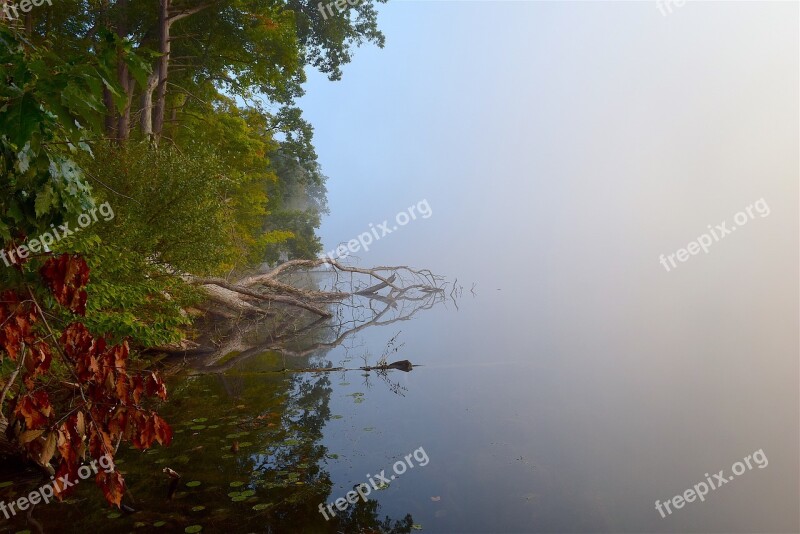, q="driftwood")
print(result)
[355,273,397,295]
[278,359,415,374]
[156,258,447,365]
[183,273,446,373]
[187,258,443,321]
